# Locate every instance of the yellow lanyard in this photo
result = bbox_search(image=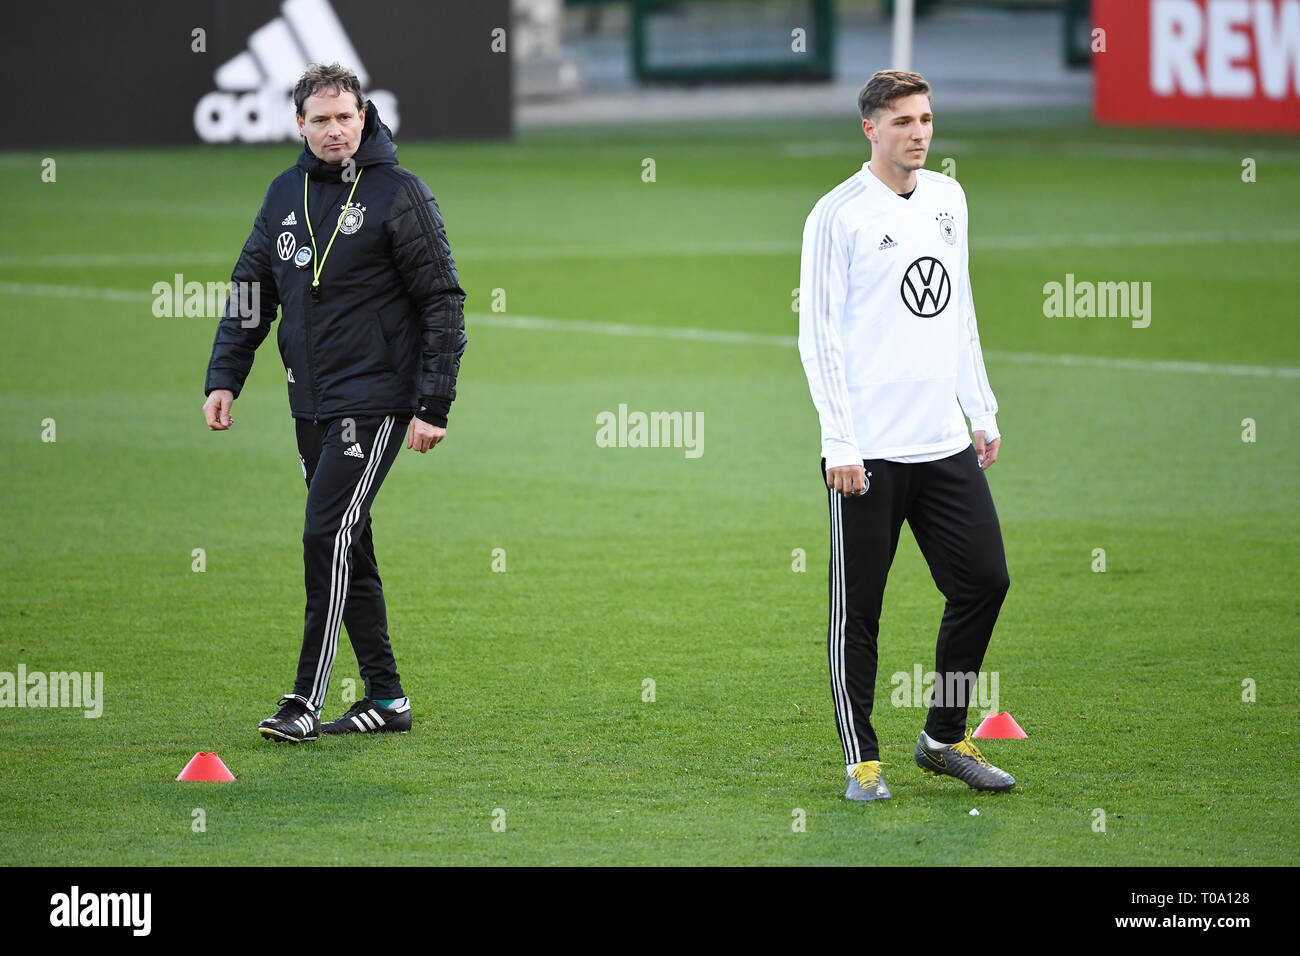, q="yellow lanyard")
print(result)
[303,167,364,291]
